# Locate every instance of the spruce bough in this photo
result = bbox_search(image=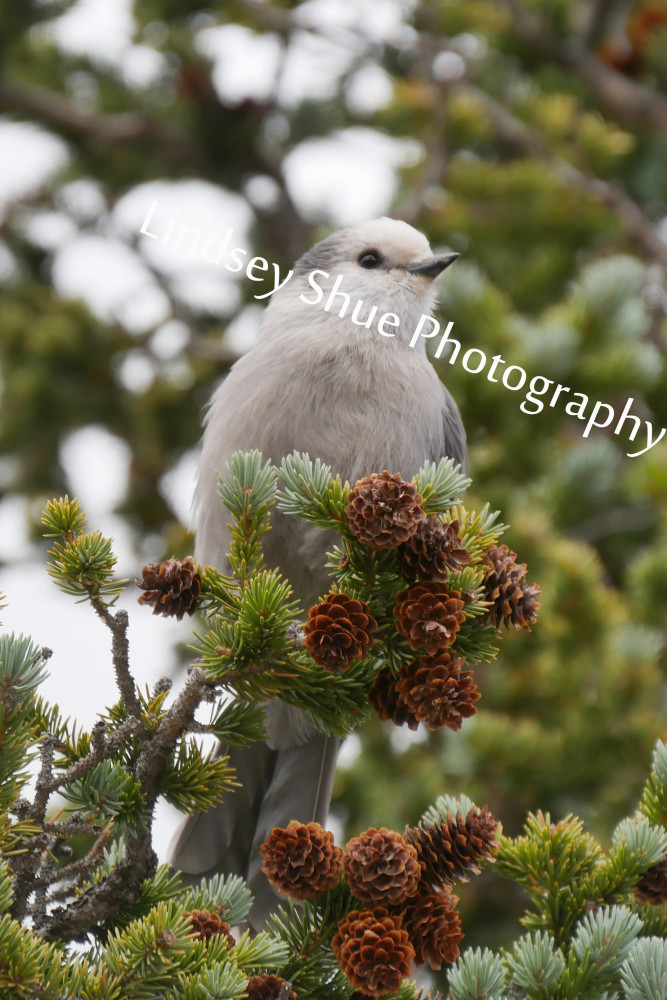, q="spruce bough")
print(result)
[0,452,663,999]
